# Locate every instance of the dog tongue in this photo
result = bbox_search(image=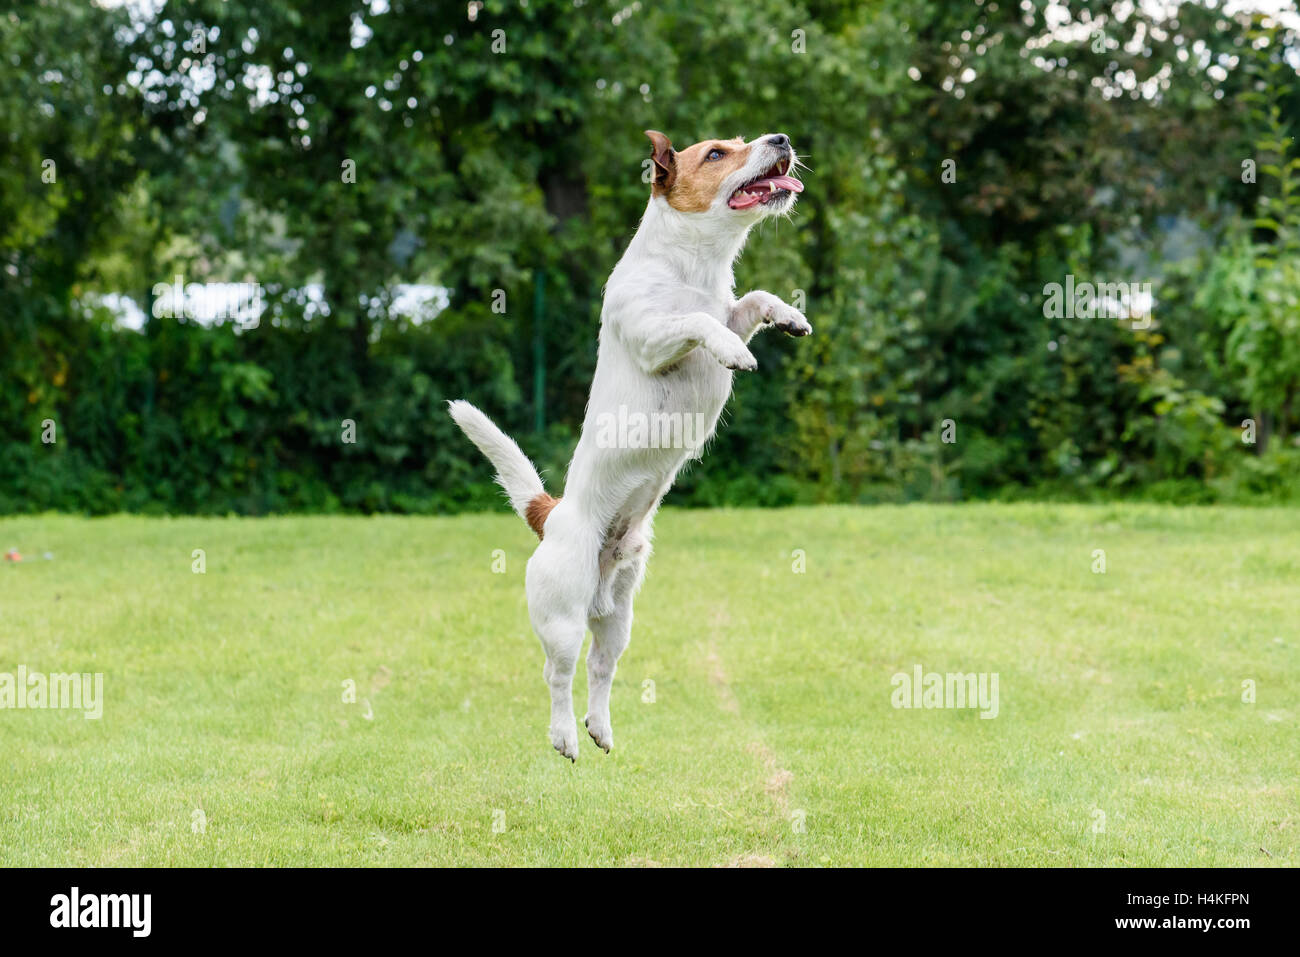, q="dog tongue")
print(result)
[763,175,804,193]
[728,175,804,209]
